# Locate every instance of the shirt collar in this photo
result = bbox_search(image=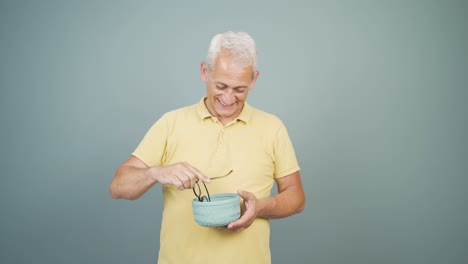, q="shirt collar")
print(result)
[196,97,213,119]
[196,97,252,124]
